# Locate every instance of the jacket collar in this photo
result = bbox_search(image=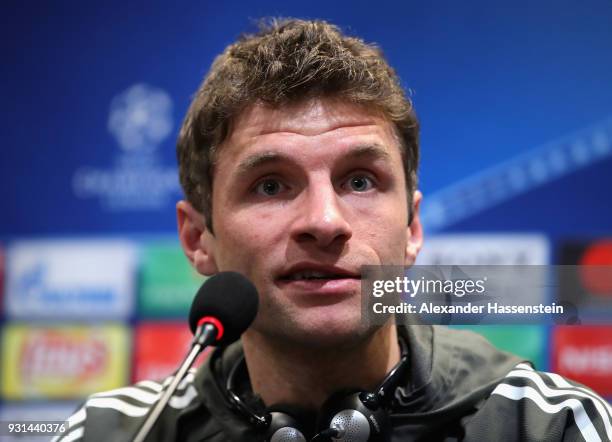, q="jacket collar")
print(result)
[192,325,524,439]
